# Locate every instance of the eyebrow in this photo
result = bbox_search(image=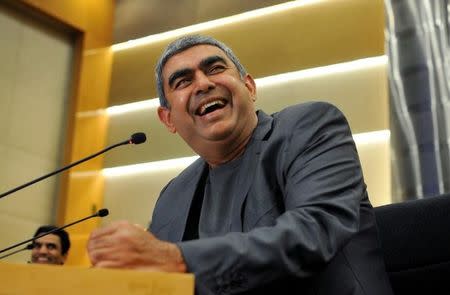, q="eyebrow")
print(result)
[199,55,227,70]
[167,55,228,89]
[34,242,58,248]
